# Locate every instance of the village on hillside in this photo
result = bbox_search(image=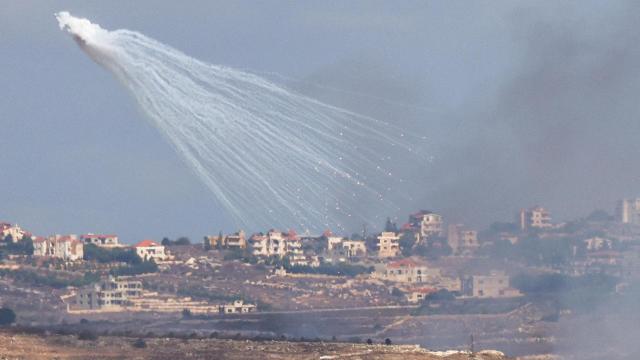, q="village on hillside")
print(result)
[2,199,640,353]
